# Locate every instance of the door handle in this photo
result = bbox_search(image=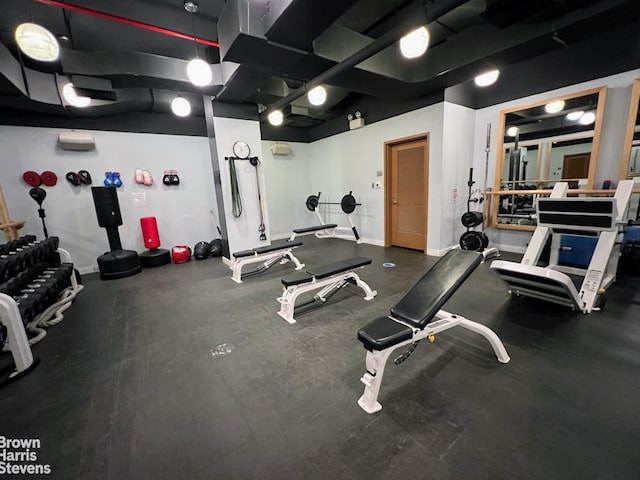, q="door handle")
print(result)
[392,197,397,204]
